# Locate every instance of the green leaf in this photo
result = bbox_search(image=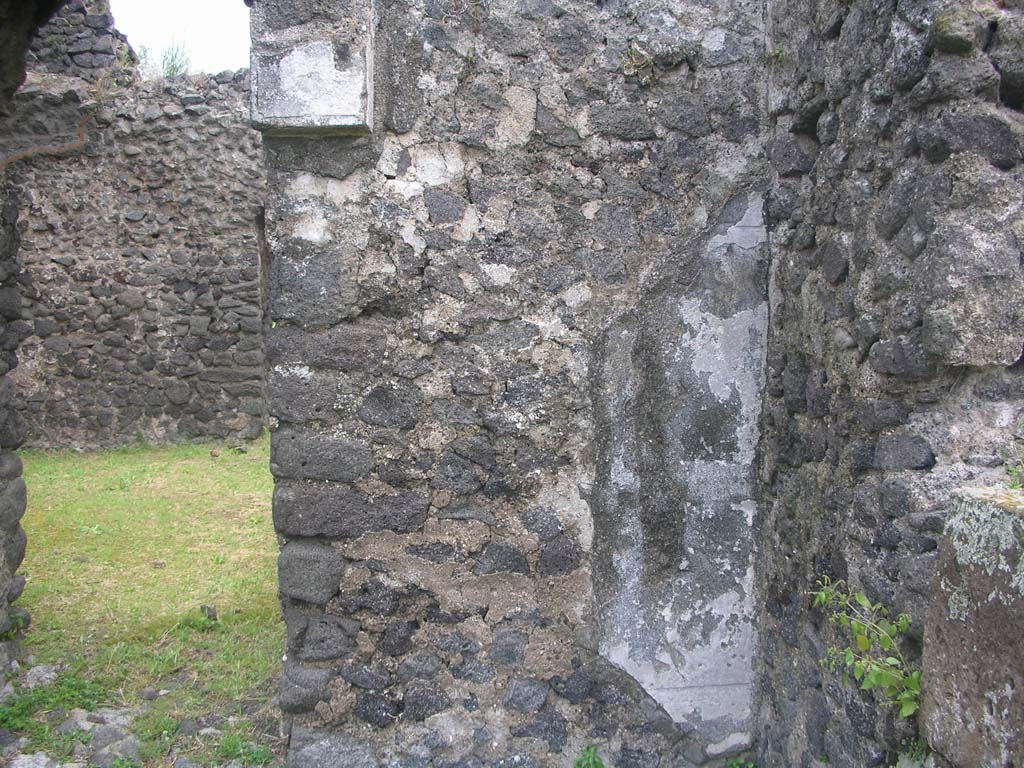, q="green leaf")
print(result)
[885,657,901,666]
[899,700,919,718]
[855,593,872,610]
[855,634,871,652]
